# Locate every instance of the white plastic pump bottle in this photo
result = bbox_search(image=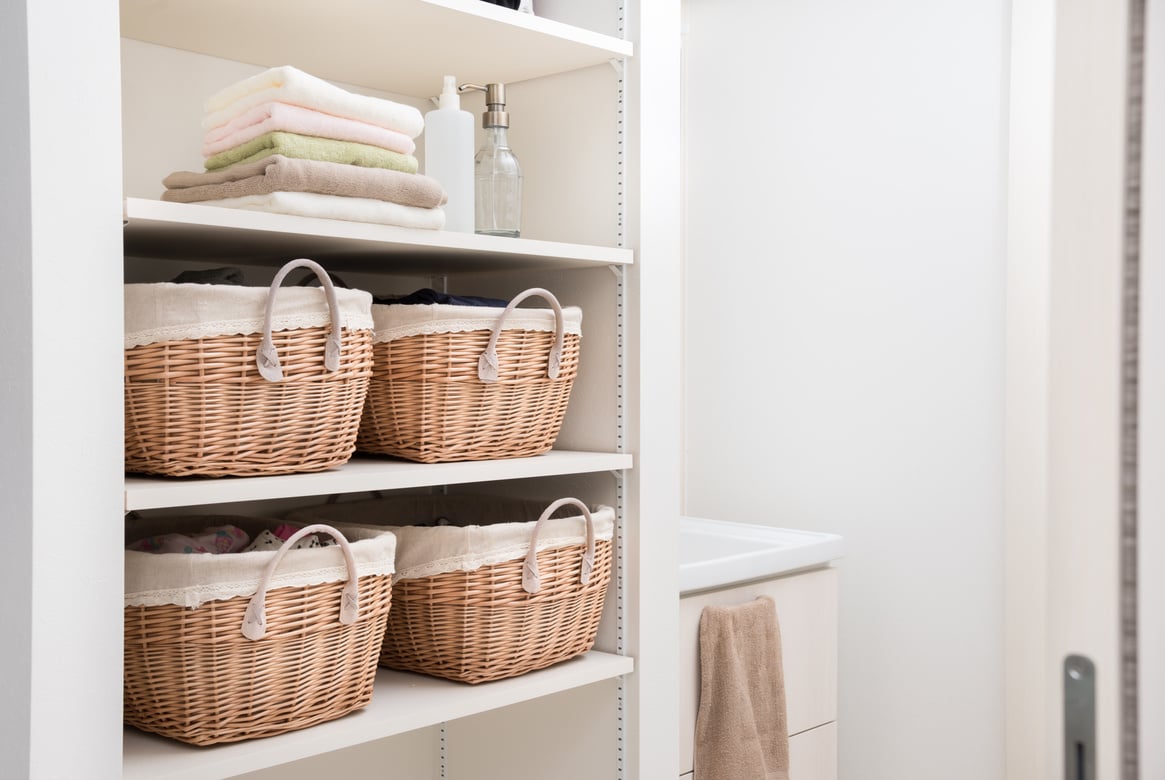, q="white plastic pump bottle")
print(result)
[424,76,475,233]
